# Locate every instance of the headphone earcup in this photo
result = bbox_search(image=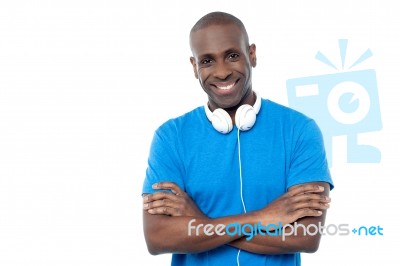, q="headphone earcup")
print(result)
[211,108,233,134]
[235,104,257,131]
